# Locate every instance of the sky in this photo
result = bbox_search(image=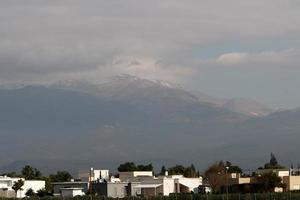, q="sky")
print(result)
[1,0,300,109]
